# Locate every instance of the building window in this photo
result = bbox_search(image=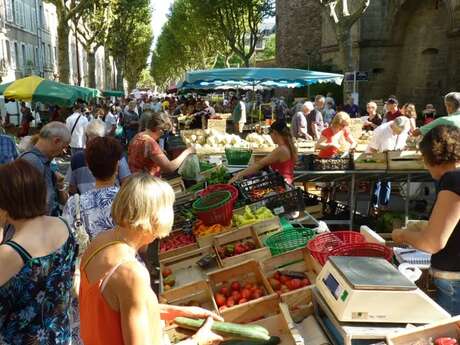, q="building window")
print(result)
[35,47,38,65]
[5,40,11,65]
[42,42,45,66]
[13,42,18,68]
[48,44,52,64]
[21,44,26,67]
